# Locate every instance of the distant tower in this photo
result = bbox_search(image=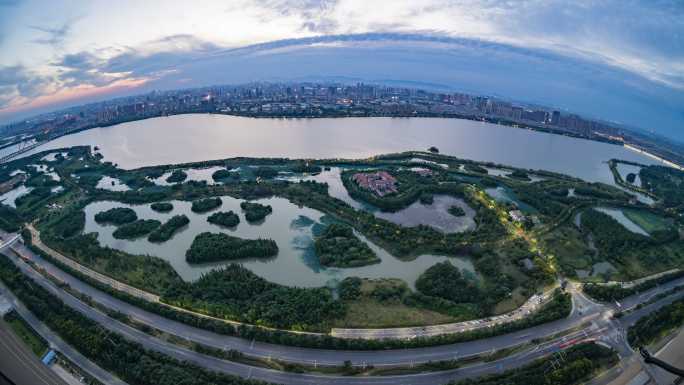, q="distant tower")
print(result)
[551,111,561,125]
